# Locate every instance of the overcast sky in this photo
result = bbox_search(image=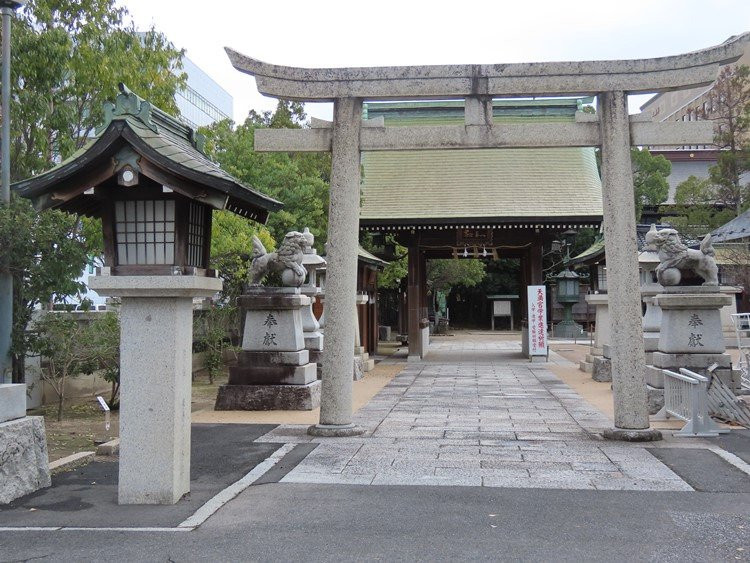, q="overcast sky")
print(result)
[122,0,750,123]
